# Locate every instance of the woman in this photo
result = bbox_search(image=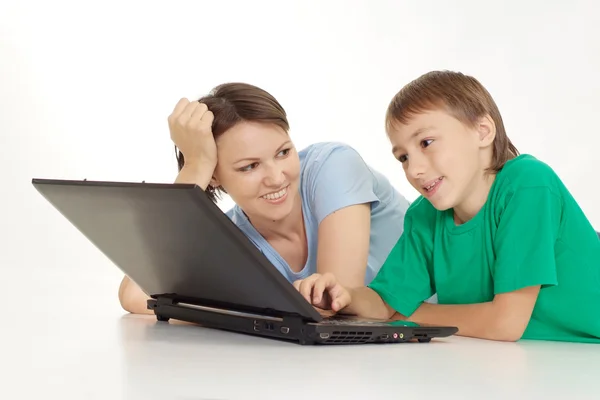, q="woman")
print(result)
[119,82,411,314]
